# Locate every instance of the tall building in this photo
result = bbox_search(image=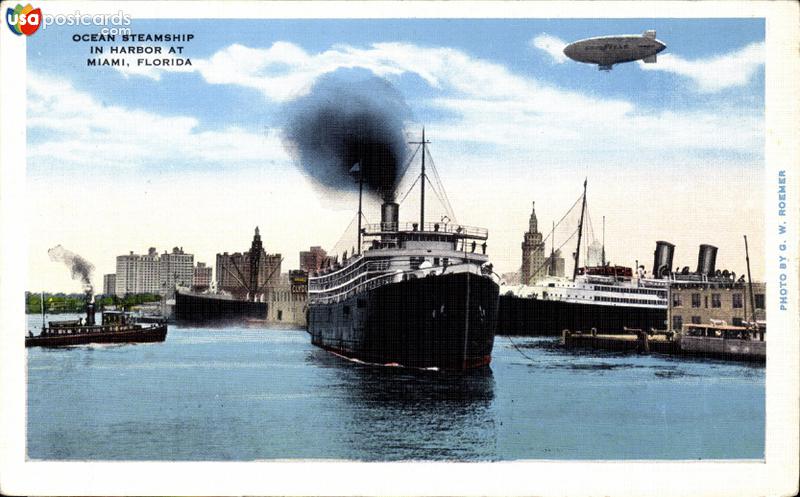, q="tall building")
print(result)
[300,246,327,274]
[103,274,116,296]
[115,247,161,295]
[115,247,194,296]
[160,247,194,292]
[216,227,281,300]
[520,202,547,285]
[193,262,213,291]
